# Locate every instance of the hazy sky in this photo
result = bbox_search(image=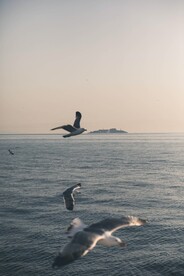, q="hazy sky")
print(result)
[1,0,184,133]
